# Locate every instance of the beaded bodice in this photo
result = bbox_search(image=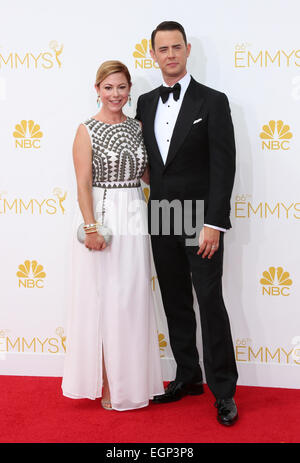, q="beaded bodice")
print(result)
[84,117,148,187]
